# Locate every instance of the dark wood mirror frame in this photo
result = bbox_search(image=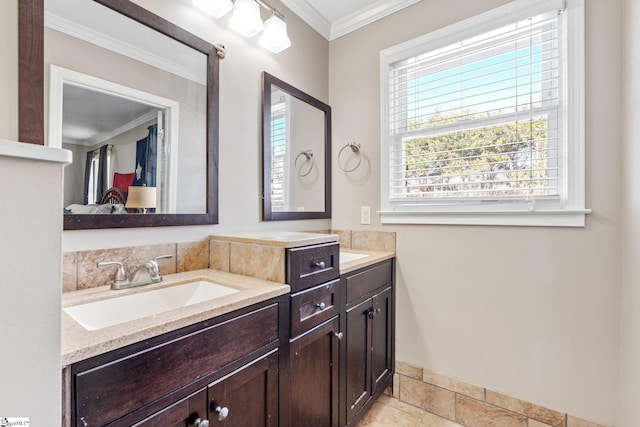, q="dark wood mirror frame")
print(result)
[18,0,219,230]
[261,72,331,221]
